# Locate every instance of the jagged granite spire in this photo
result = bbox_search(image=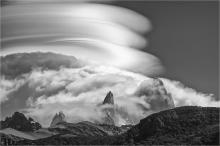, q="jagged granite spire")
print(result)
[103,91,114,105]
[50,111,66,127]
[102,91,115,125]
